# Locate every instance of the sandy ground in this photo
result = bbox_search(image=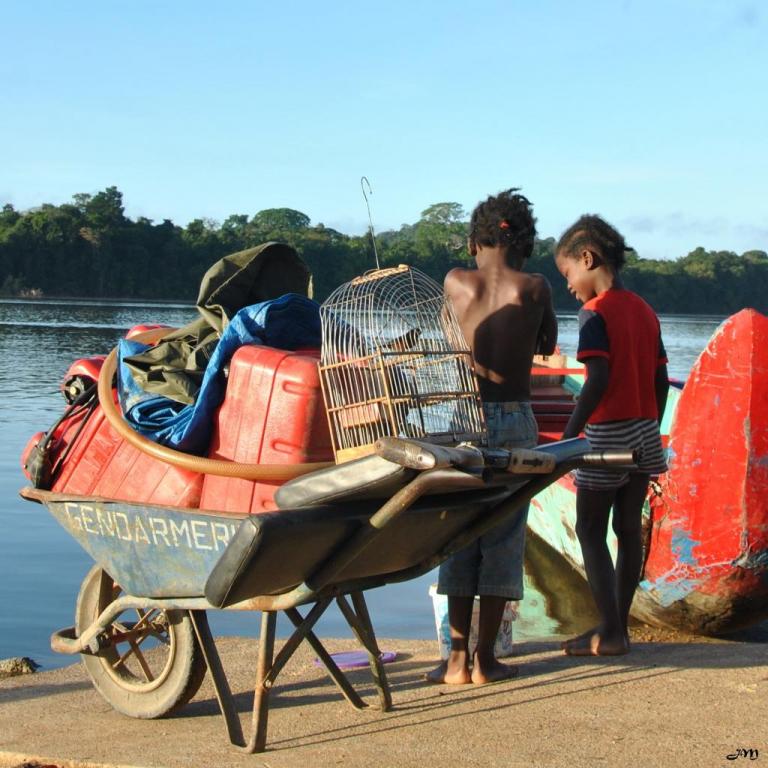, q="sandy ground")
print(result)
[0,628,766,768]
